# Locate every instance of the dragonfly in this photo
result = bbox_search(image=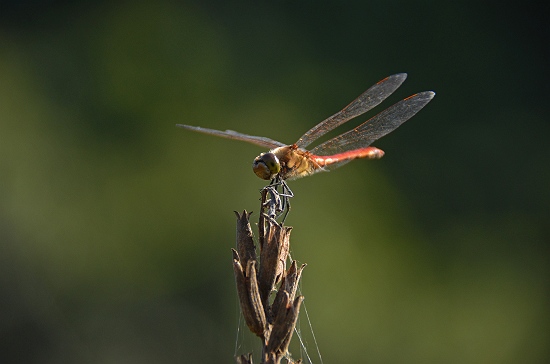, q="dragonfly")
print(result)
[178,73,434,221]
